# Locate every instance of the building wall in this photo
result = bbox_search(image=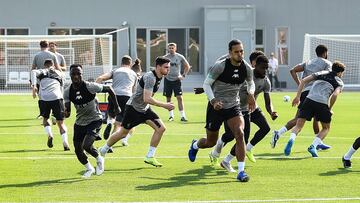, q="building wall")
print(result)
[1,0,360,89]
